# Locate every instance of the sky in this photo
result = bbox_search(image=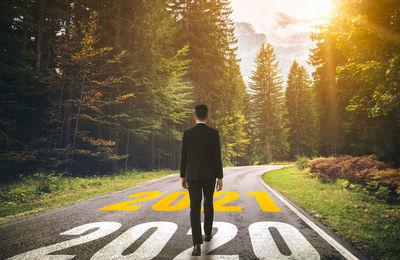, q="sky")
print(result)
[231,0,332,83]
